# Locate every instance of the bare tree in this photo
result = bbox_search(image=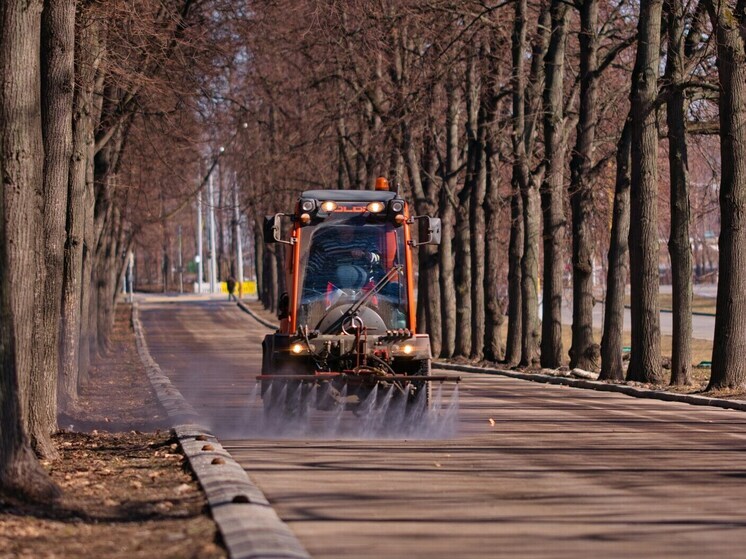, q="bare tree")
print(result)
[664,0,693,385]
[540,0,570,368]
[569,0,599,371]
[0,0,60,501]
[707,0,746,389]
[600,119,632,381]
[627,0,664,384]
